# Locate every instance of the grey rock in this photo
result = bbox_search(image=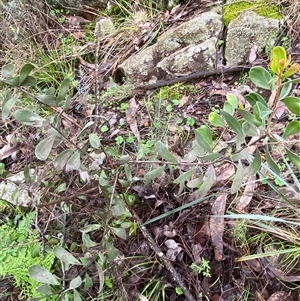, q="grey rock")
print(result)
[225,11,280,65]
[119,11,222,85]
